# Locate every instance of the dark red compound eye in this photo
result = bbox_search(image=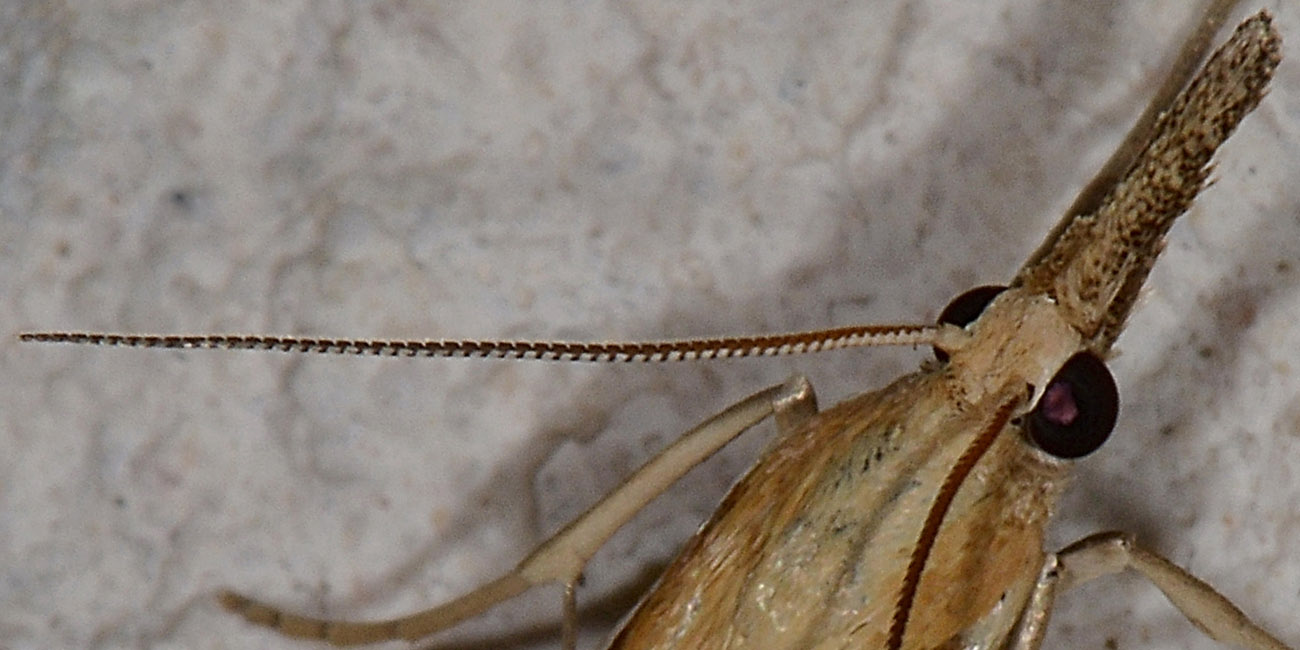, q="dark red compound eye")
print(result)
[933,285,1007,362]
[1026,352,1119,459]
